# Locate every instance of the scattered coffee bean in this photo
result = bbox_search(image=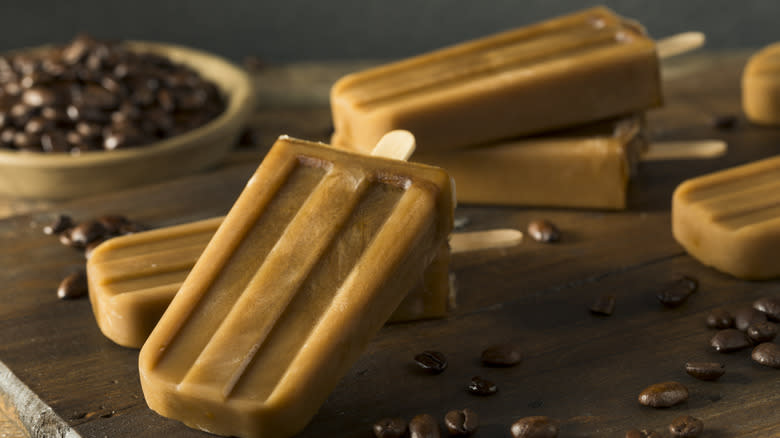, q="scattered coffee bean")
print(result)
[57,270,88,299]
[444,408,479,436]
[510,416,558,438]
[43,214,73,235]
[746,321,778,344]
[705,308,734,329]
[656,275,697,307]
[409,414,440,438]
[637,381,689,408]
[373,417,407,438]
[625,430,662,438]
[751,342,780,368]
[481,343,523,367]
[467,376,497,396]
[414,351,447,374]
[67,220,107,247]
[753,296,780,321]
[734,307,767,331]
[527,220,560,243]
[710,329,751,352]
[711,114,738,130]
[589,294,616,316]
[684,362,725,381]
[97,214,131,235]
[668,415,704,437]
